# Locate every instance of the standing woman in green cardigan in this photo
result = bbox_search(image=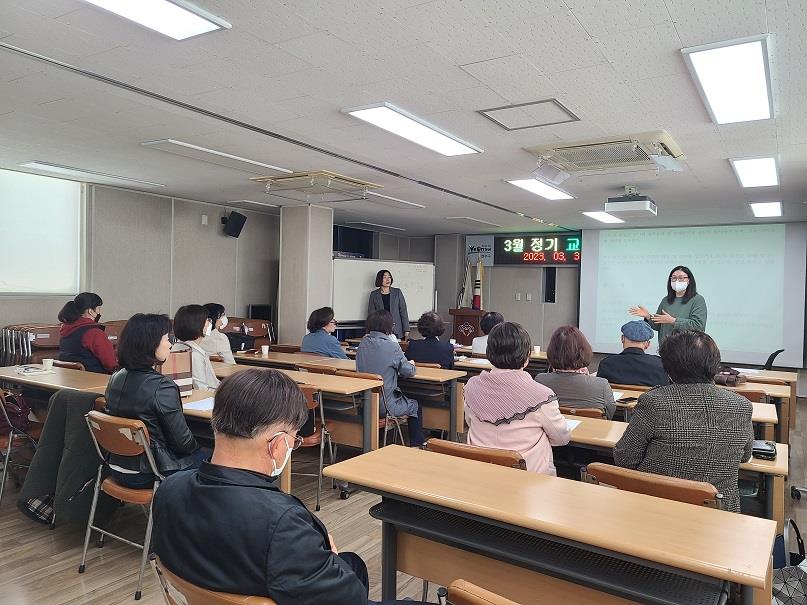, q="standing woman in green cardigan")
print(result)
[628,266,707,344]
